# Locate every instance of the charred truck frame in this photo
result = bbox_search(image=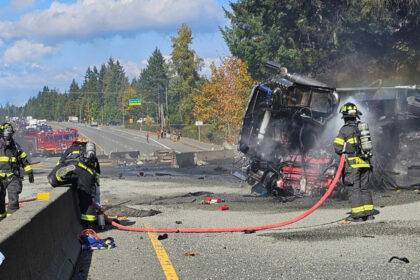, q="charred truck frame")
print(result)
[239,62,420,198]
[239,62,339,197]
